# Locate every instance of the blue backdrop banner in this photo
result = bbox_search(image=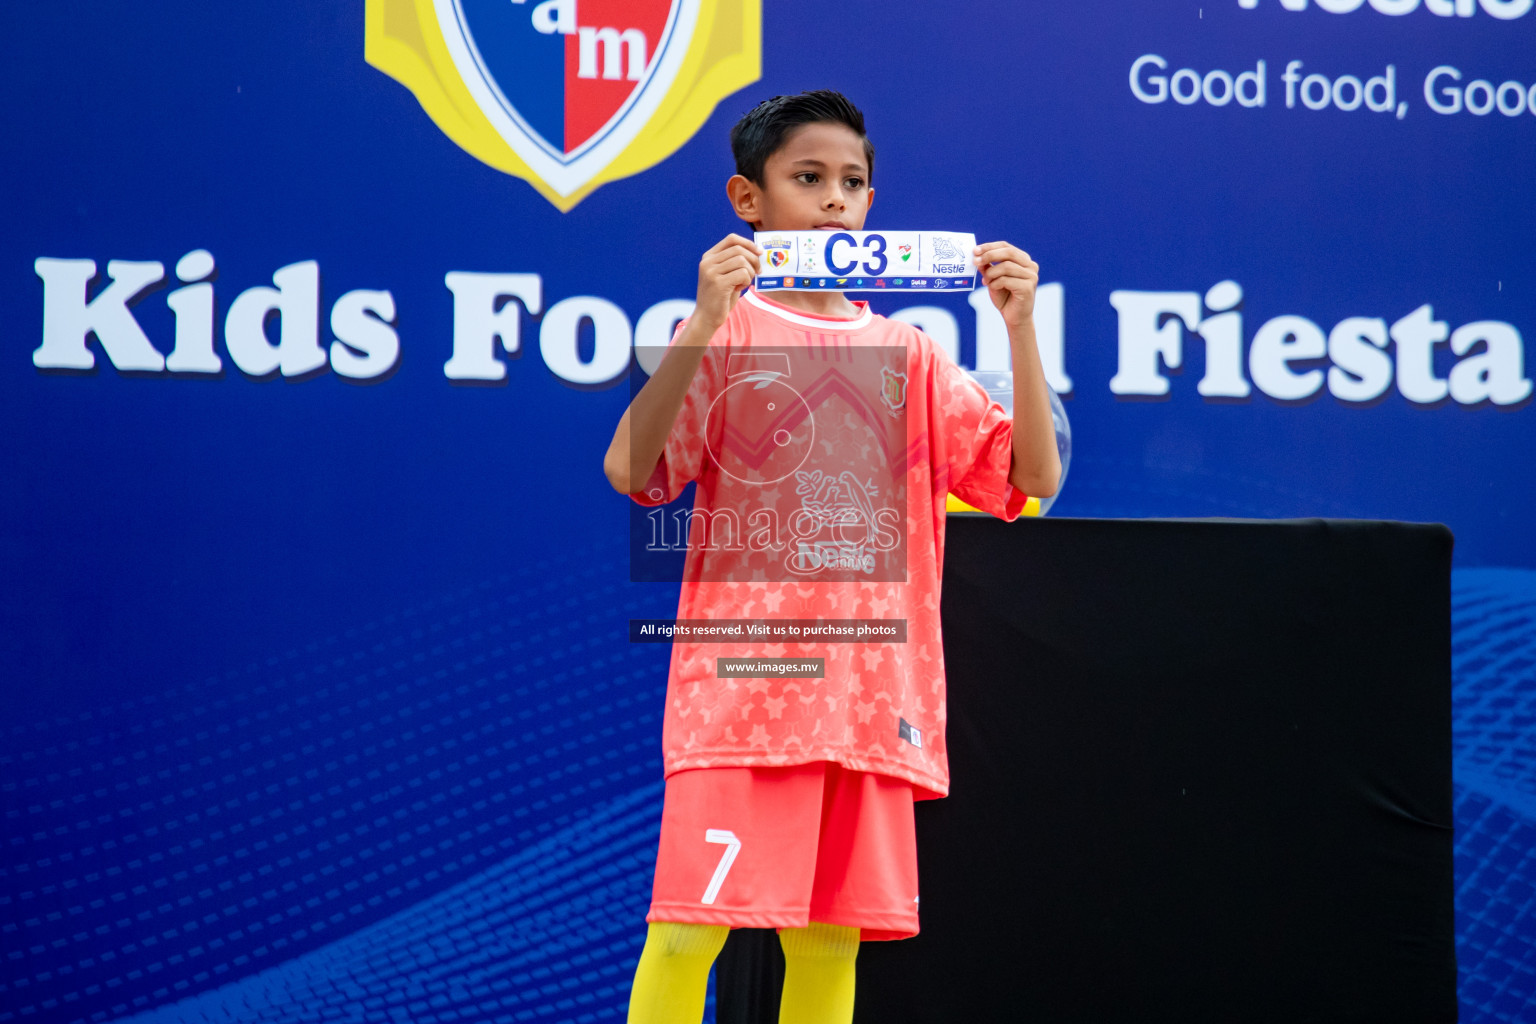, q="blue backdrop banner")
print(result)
[1,2,1532,1022]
